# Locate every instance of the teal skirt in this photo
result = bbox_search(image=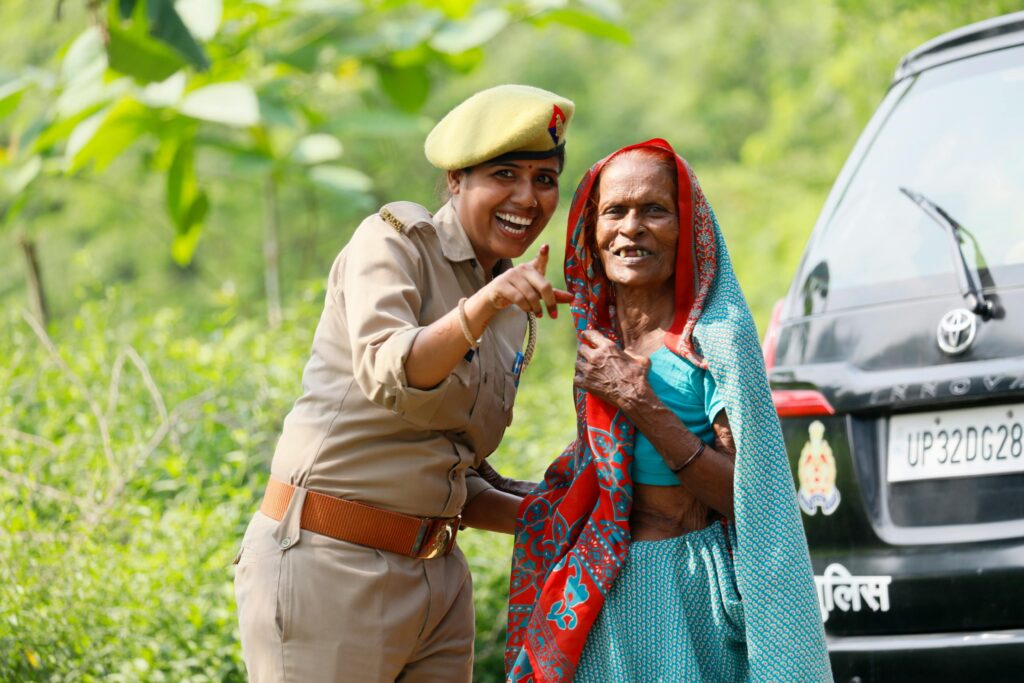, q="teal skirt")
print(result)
[575,522,748,682]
